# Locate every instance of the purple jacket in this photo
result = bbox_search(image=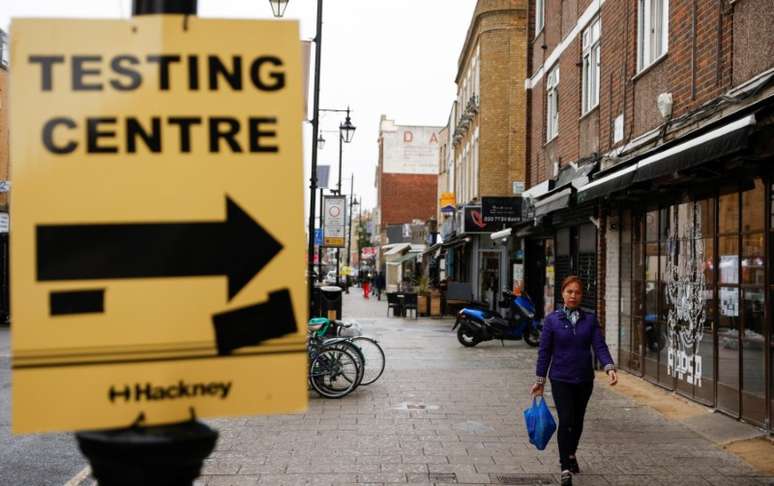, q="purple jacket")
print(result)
[535,309,615,384]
